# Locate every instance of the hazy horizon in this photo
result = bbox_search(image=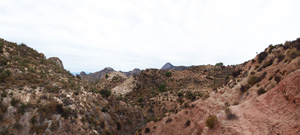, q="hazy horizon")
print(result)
[1,0,300,72]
